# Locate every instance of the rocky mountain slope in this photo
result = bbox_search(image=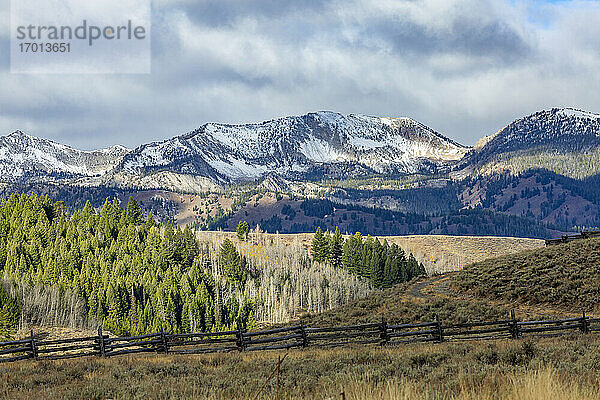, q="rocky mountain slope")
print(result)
[461,108,600,179]
[5,108,600,189]
[112,111,469,187]
[0,131,129,183]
